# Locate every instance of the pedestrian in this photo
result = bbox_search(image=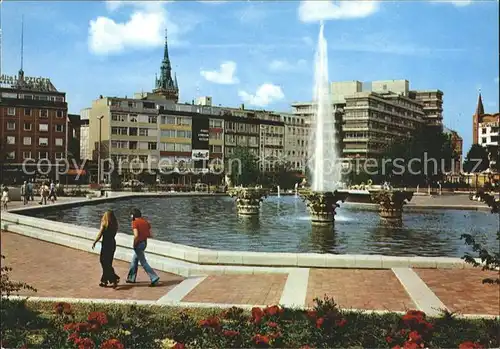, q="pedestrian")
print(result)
[27,179,34,201]
[48,181,57,203]
[126,208,160,286]
[92,210,120,288]
[39,182,49,205]
[21,181,28,205]
[1,185,10,211]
